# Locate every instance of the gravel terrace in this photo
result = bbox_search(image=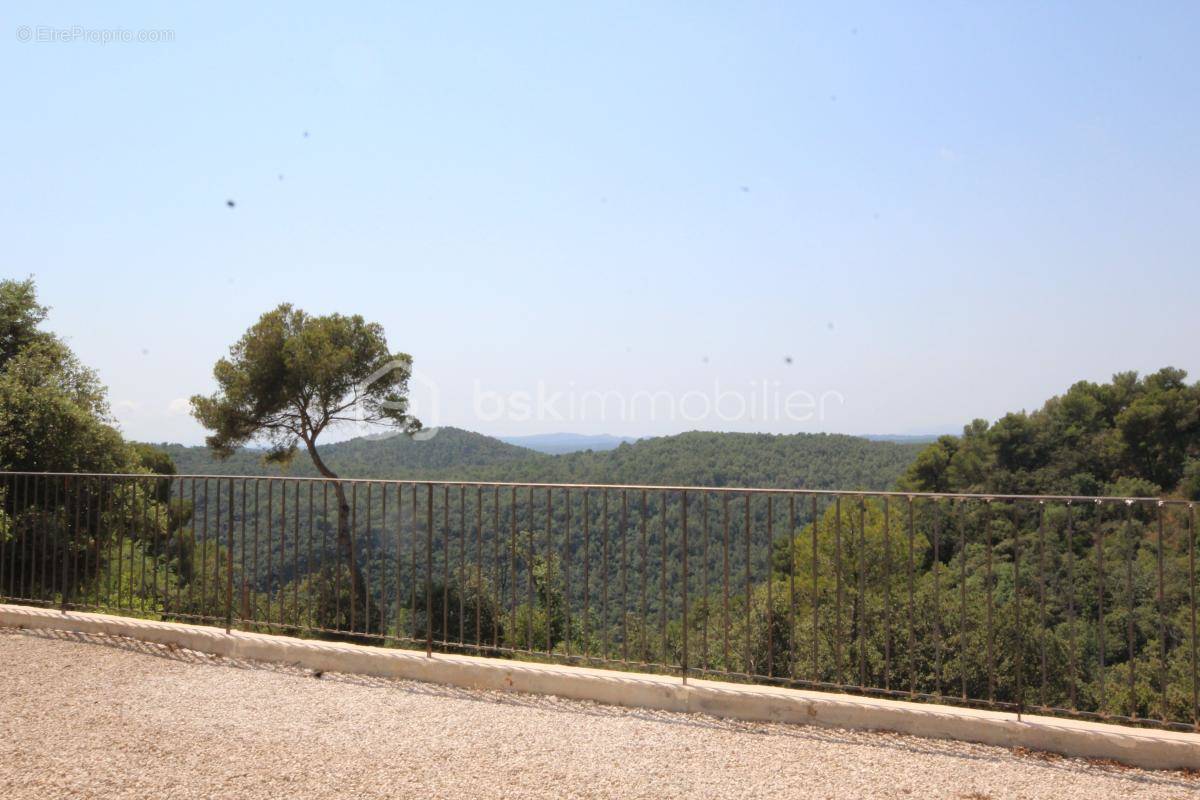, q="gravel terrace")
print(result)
[1,626,1197,800]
